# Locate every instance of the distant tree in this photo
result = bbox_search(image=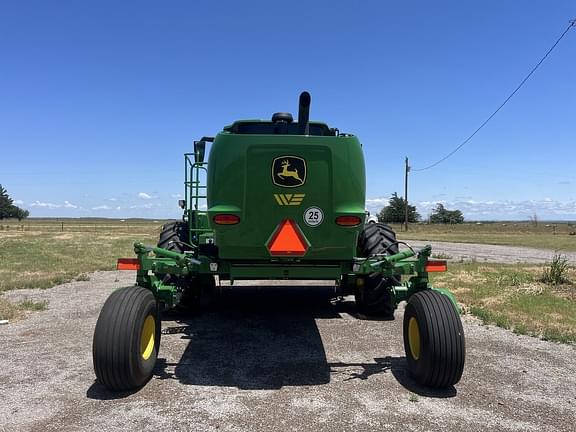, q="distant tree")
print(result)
[0,185,14,218]
[378,192,420,223]
[429,203,464,224]
[12,207,30,221]
[0,184,29,220]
